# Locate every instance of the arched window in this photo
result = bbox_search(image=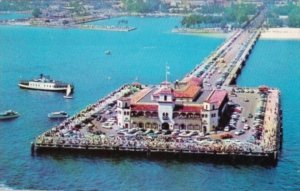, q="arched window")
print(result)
[164,95,167,101]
